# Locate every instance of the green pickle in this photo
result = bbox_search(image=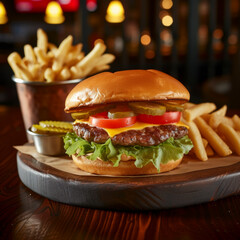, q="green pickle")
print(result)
[31,124,70,134]
[163,103,184,112]
[71,104,115,120]
[71,112,91,120]
[108,110,135,119]
[31,121,73,134]
[129,102,166,116]
[39,121,73,130]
